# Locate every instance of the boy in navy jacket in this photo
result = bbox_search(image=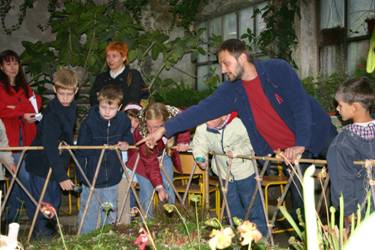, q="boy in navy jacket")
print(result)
[328,77,375,222]
[76,84,133,234]
[26,68,78,238]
